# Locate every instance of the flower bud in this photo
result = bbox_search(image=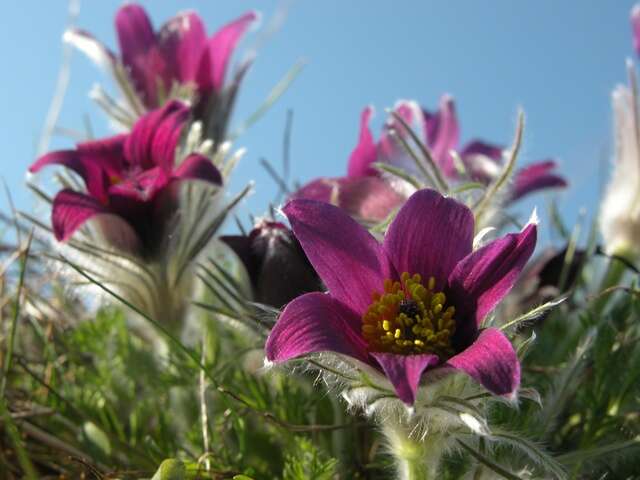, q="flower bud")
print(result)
[222,220,322,308]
